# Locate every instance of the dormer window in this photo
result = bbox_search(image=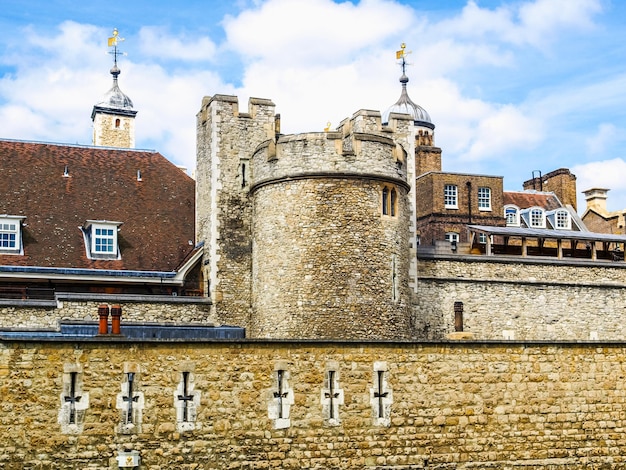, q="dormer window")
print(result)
[83,220,122,260]
[504,205,520,227]
[521,207,546,228]
[0,215,25,254]
[548,209,571,230]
